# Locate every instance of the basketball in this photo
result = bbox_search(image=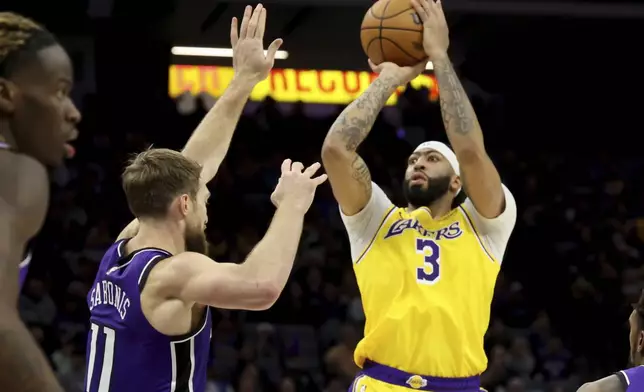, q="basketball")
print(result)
[360,0,427,67]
